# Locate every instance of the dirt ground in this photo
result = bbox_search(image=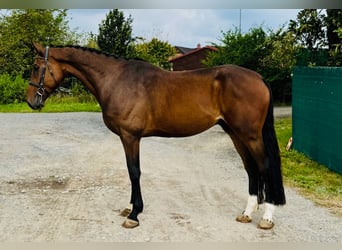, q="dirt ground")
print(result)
[0,109,341,242]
